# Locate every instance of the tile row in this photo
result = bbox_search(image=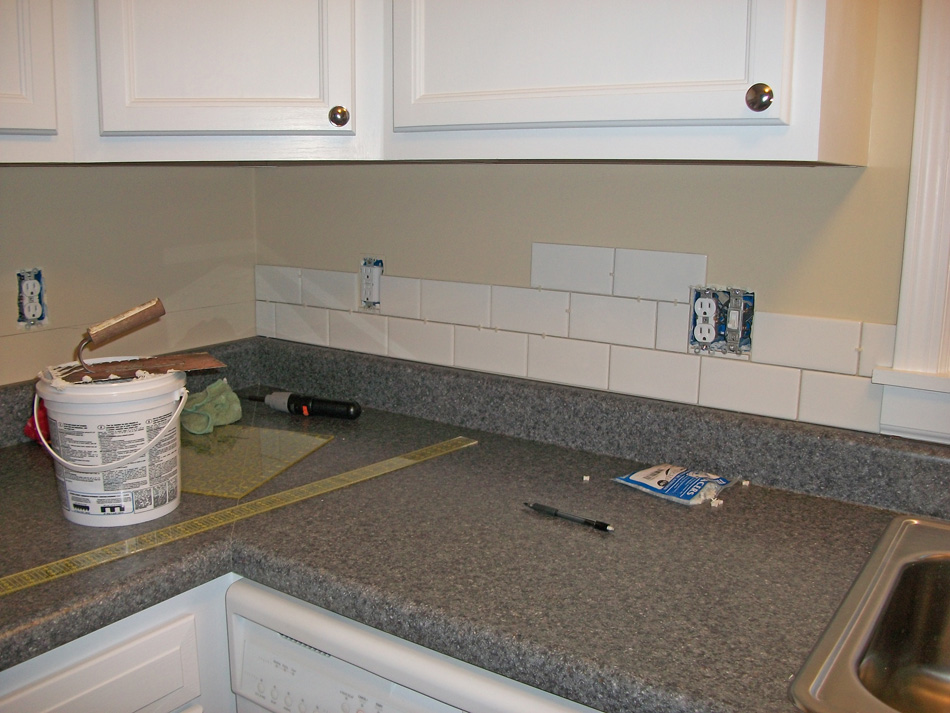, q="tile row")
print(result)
[256,264,895,376]
[256,299,888,434]
[530,242,708,303]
